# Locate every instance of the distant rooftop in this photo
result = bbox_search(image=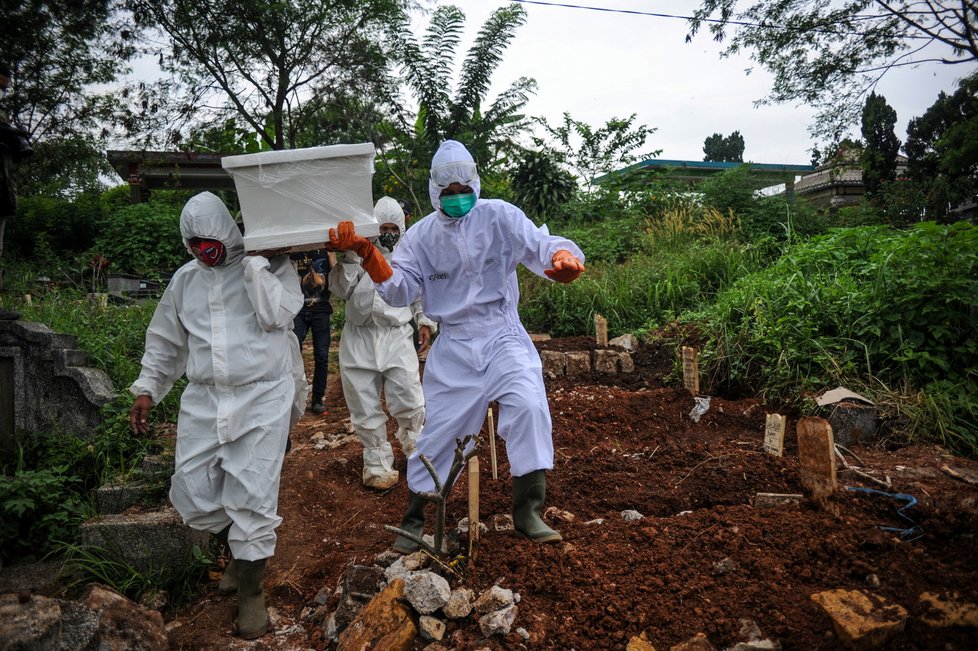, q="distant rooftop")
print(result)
[598,158,816,188]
